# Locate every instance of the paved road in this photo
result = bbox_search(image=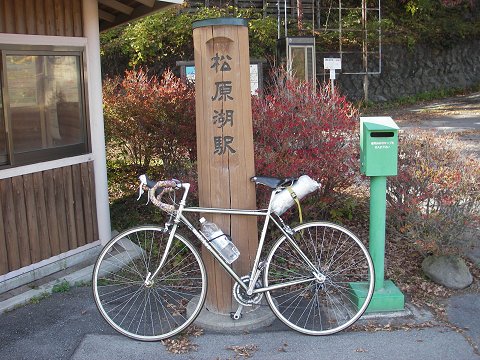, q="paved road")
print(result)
[389,92,480,158]
[0,286,479,359]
